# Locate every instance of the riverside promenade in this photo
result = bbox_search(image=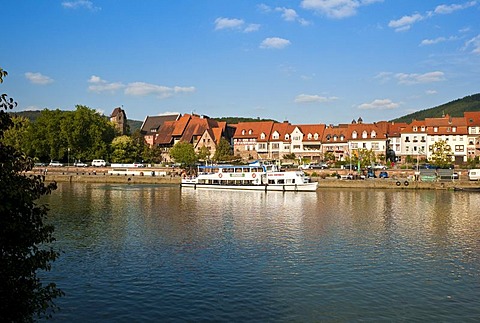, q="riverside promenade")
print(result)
[34,166,480,190]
